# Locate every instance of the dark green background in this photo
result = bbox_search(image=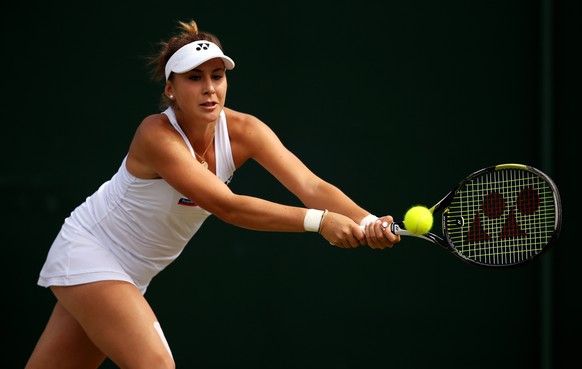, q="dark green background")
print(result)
[3,0,579,368]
